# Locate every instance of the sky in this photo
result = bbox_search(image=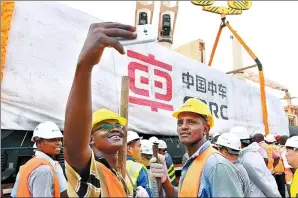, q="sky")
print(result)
[60,1,298,105]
